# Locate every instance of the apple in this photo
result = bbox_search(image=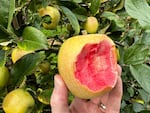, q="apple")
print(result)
[39,6,60,29]
[84,16,99,34]
[0,66,9,89]
[2,89,35,113]
[39,61,50,74]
